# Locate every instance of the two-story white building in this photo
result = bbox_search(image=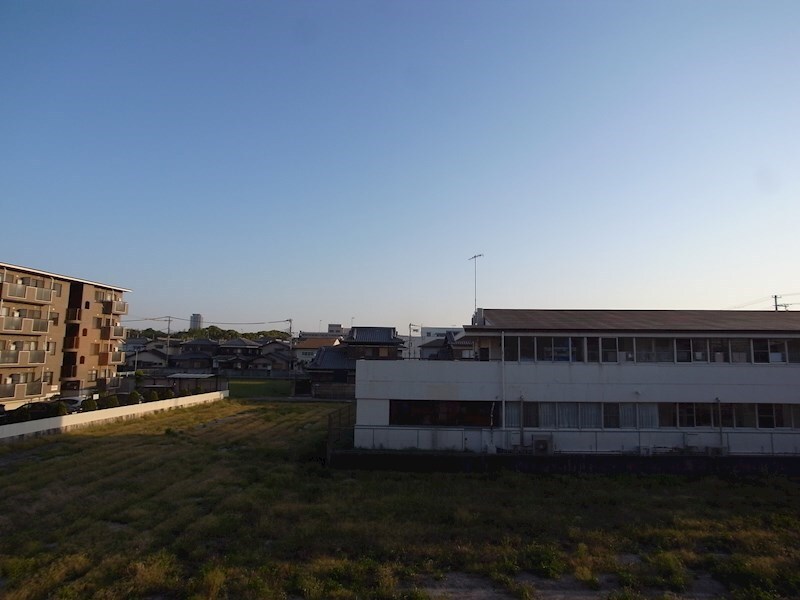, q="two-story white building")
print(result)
[355,308,800,456]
